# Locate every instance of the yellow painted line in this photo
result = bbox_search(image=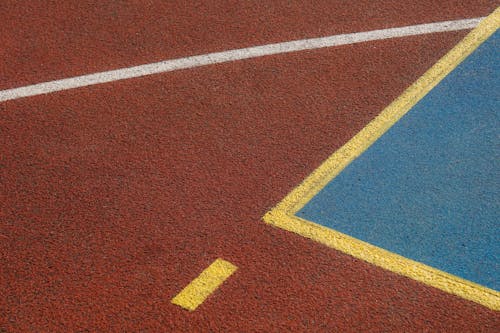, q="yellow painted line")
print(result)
[171,258,238,311]
[264,8,500,311]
